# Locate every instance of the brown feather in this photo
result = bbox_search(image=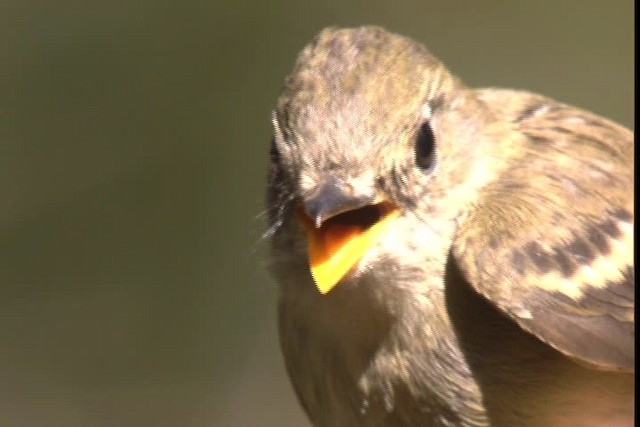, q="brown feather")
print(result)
[453,89,634,371]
